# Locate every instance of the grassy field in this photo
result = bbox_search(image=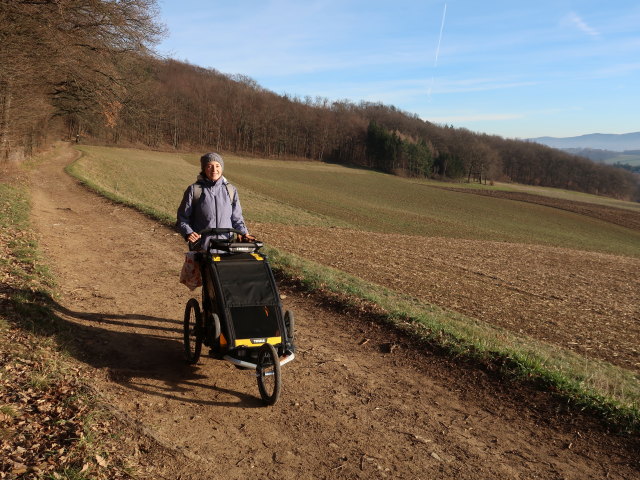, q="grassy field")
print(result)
[72,146,342,228]
[72,146,640,257]
[67,145,640,430]
[442,179,640,213]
